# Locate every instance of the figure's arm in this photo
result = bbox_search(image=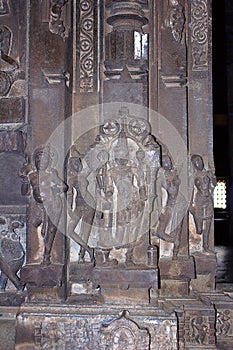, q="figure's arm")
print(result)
[51,169,68,193]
